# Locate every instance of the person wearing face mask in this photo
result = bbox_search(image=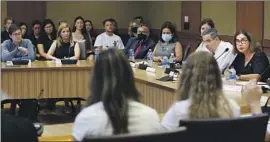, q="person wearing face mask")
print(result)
[124,24,155,59]
[124,19,140,46]
[195,18,215,52]
[153,22,183,62]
